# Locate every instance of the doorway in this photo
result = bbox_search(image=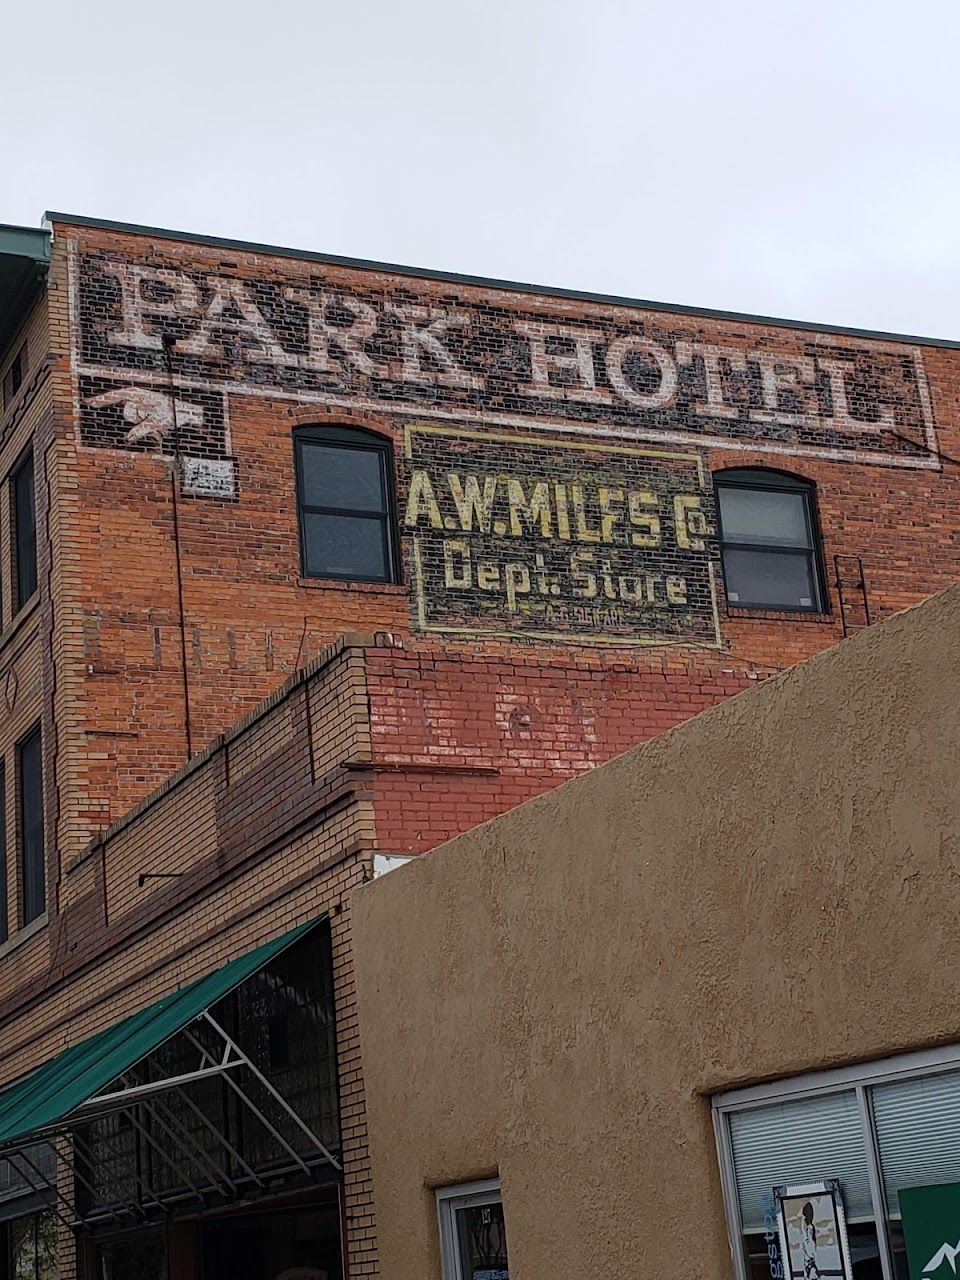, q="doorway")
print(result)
[199,1203,343,1280]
